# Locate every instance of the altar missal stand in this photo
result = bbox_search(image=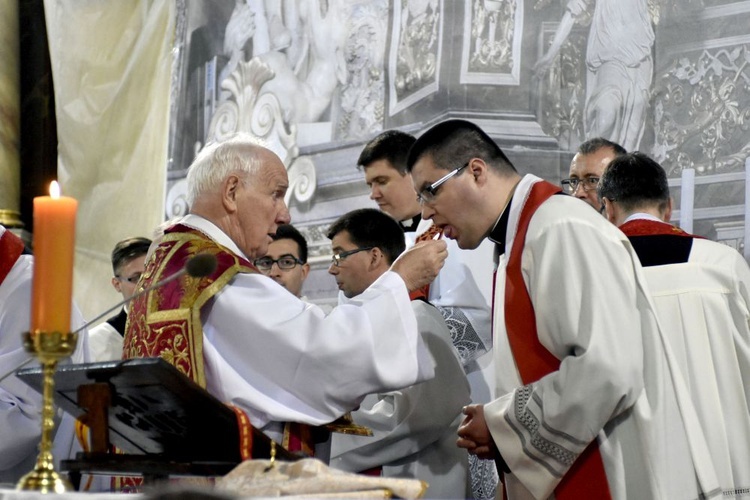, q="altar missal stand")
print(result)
[16,357,300,489]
